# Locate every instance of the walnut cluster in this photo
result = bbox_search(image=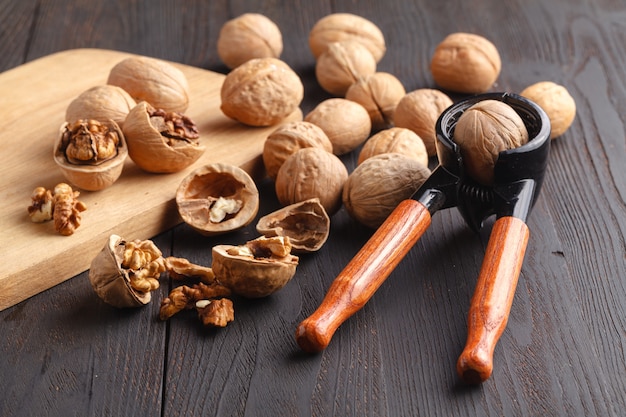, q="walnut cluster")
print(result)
[27,183,87,236]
